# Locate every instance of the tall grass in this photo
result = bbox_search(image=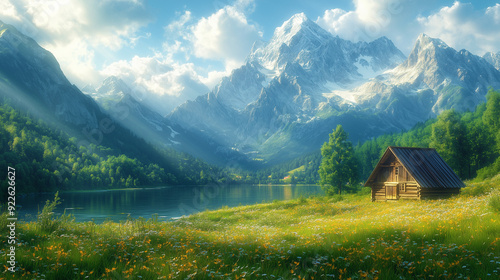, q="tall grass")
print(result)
[0,177,499,279]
